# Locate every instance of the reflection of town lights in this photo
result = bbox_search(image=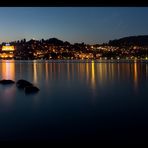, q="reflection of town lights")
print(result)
[146,57,148,60]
